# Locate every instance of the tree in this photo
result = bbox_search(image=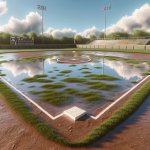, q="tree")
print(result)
[90,35,97,41]
[28,32,37,39]
[99,32,105,39]
[132,30,150,37]
[74,35,90,44]
[107,32,130,39]
[0,32,11,44]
